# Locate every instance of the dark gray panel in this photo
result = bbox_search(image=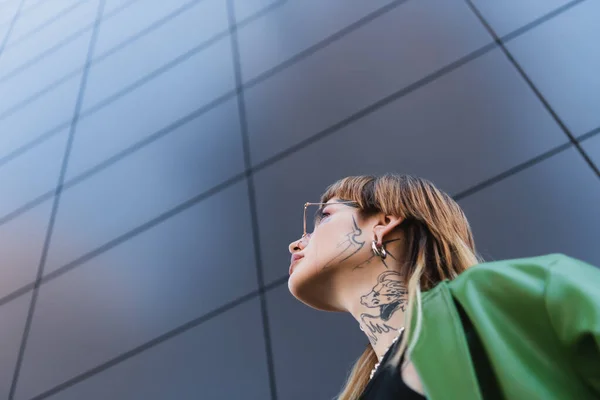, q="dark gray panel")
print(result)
[0,31,91,117]
[42,298,270,400]
[0,21,11,46]
[233,0,279,22]
[253,48,569,285]
[236,0,395,82]
[20,0,41,10]
[93,0,199,56]
[7,0,84,44]
[6,0,97,48]
[0,73,79,160]
[66,37,235,180]
[469,0,571,37]
[0,201,52,299]
[0,292,32,400]
[102,0,136,17]
[244,0,492,166]
[0,0,97,79]
[15,180,259,399]
[83,0,227,110]
[0,128,67,219]
[0,0,97,76]
[581,133,600,170]
[47,97,244,273]
[506,1,600,137]
[459,148,600,266]
[267,283,365,400]
[0,0,19,25]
